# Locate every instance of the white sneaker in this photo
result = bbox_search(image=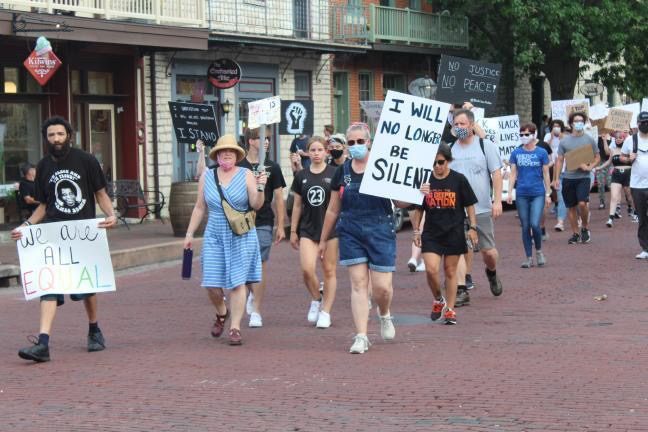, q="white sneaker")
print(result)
[636,251,648,260]
[316,311,331,328]
[407,258,417,272]
[349,334,370,354]
[379,314,396,340]
[246,292,255,315]
[307,300,321,323]
[415,261,426,272]
[248,312,263,328]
